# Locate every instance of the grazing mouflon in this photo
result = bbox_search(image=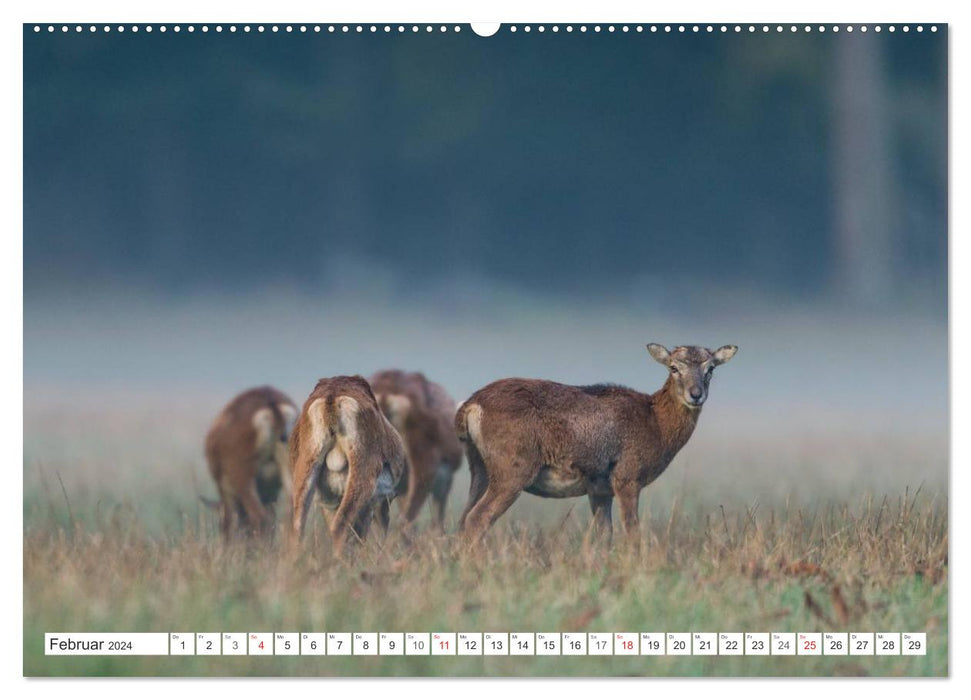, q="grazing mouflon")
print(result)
[370,369,463,530]
[289,375,407,554]
[204,386,298,538]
